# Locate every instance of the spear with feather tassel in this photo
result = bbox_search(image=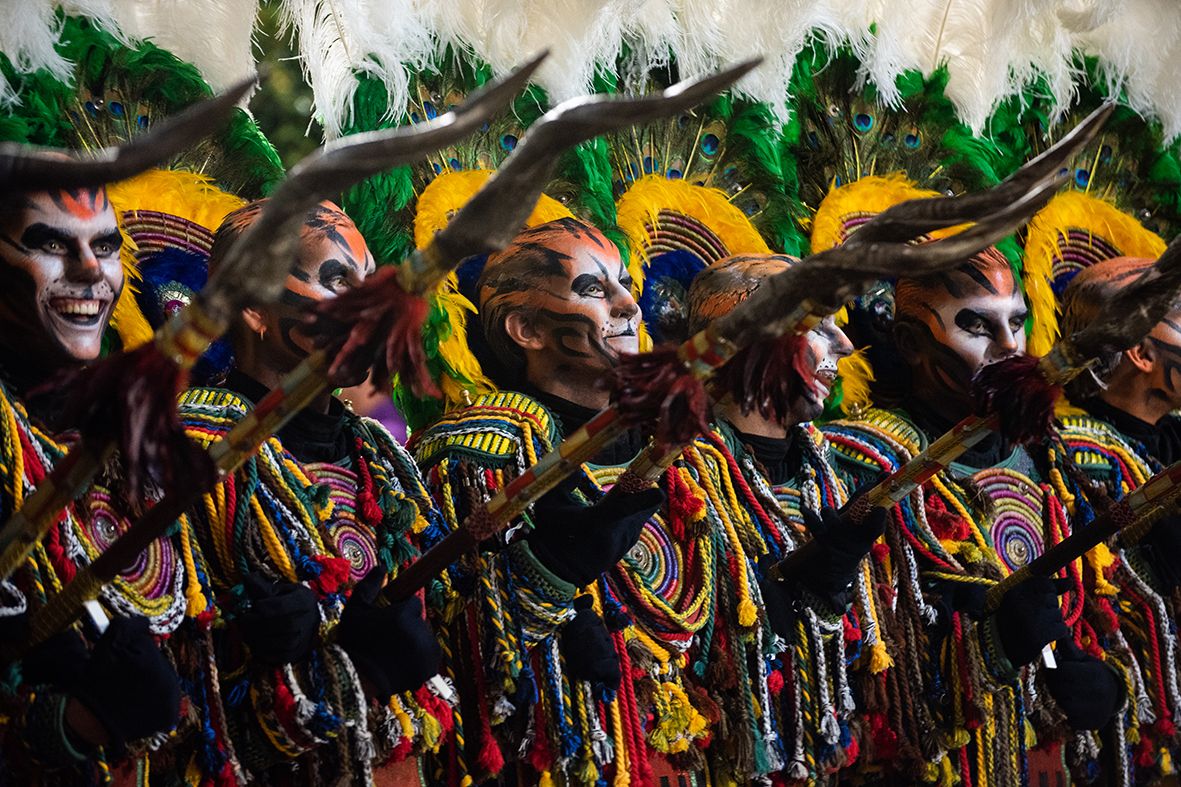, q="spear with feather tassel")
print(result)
[0,57,542,585]
[19,59,758,645]
[0,73,256,191]
[771,225,1181,584]
[383,110,1100,603]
